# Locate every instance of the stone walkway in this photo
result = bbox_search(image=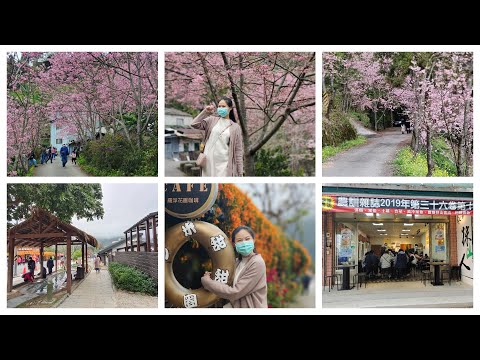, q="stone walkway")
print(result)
[59,269,115,308]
